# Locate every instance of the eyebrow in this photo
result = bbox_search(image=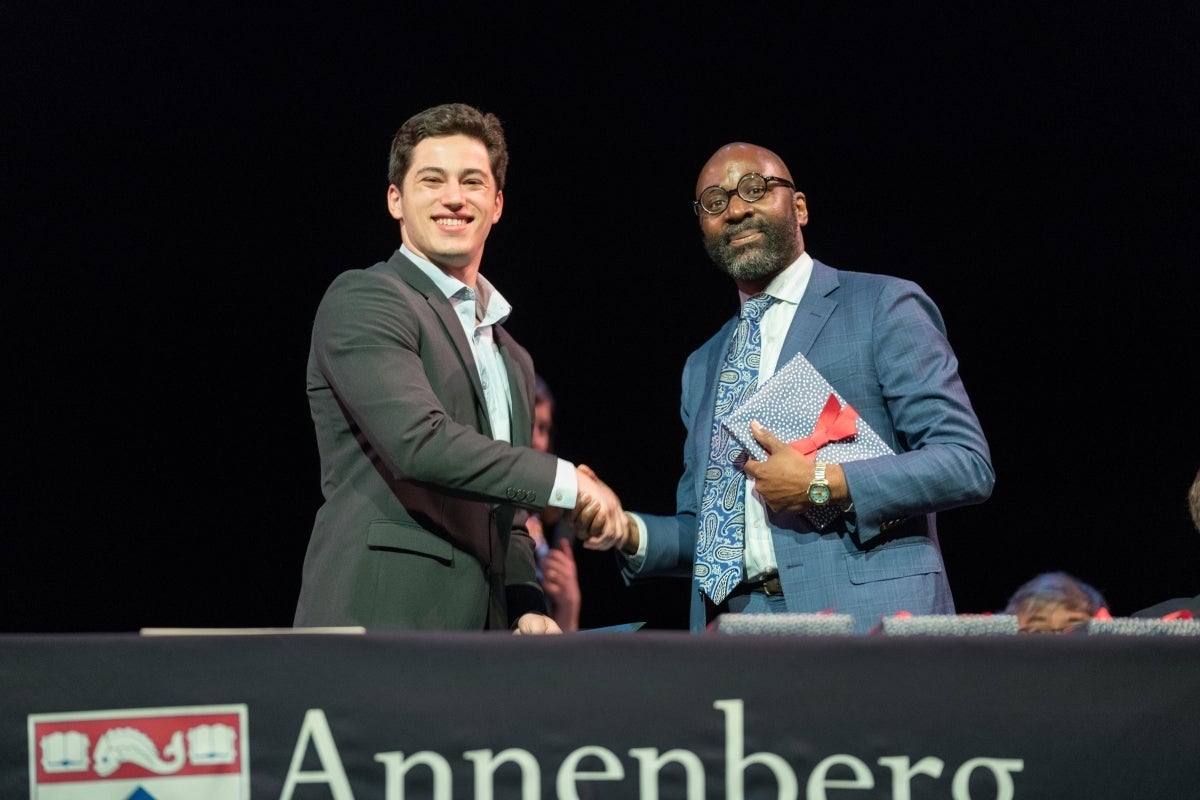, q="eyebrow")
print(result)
[414,166,489,179]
